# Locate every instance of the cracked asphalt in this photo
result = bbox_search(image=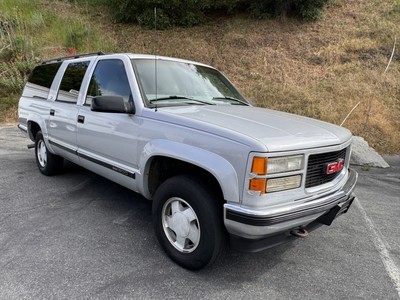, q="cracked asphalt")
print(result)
[1,125,399,300]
